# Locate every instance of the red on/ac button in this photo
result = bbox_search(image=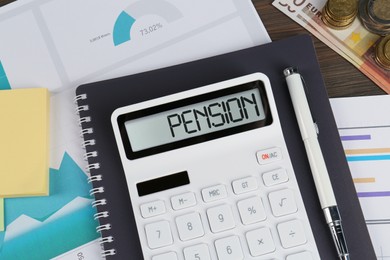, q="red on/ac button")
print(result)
[256,147,283,165]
